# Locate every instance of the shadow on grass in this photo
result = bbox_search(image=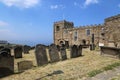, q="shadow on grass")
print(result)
[36,70,64,80]
[0,68,24,78]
